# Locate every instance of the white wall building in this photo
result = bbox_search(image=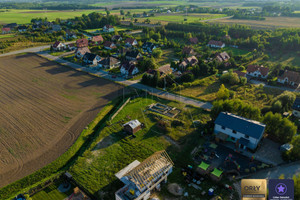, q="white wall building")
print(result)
[214,112,266,151]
